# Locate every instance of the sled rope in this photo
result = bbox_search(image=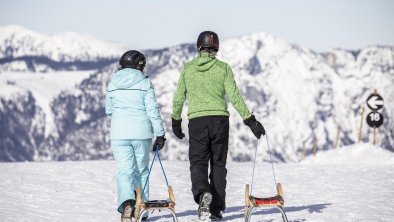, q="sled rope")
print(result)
[157,149,169,187]
[250,132,278,196]
[250,137,259,195]
[266,132,277,188]
[141,146,169,199]
[142,148,158,199]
